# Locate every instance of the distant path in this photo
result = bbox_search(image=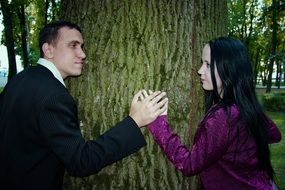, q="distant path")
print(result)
[0,76,7,87]
[256,85,285,93]
[256,85,285,89]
